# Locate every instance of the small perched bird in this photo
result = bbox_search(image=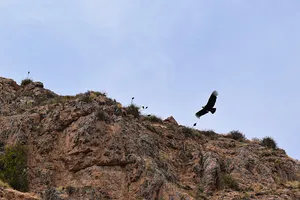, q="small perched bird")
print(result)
[131,97,134,104]
[195,90,218,118]
[27,71,30,78]
[193,123,197,127]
